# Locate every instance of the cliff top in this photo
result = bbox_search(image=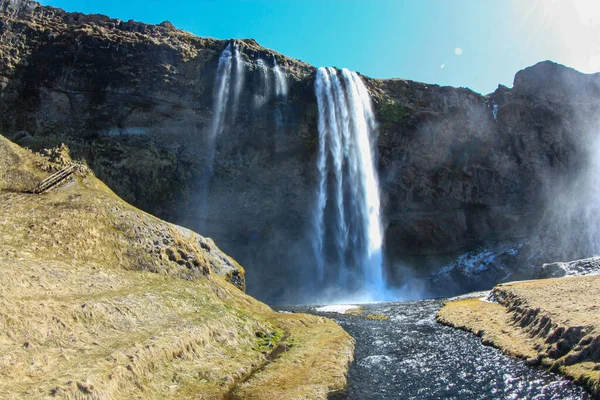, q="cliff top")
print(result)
[0,0,314,77]
[513,60,600,101]
[4,0,598,98]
